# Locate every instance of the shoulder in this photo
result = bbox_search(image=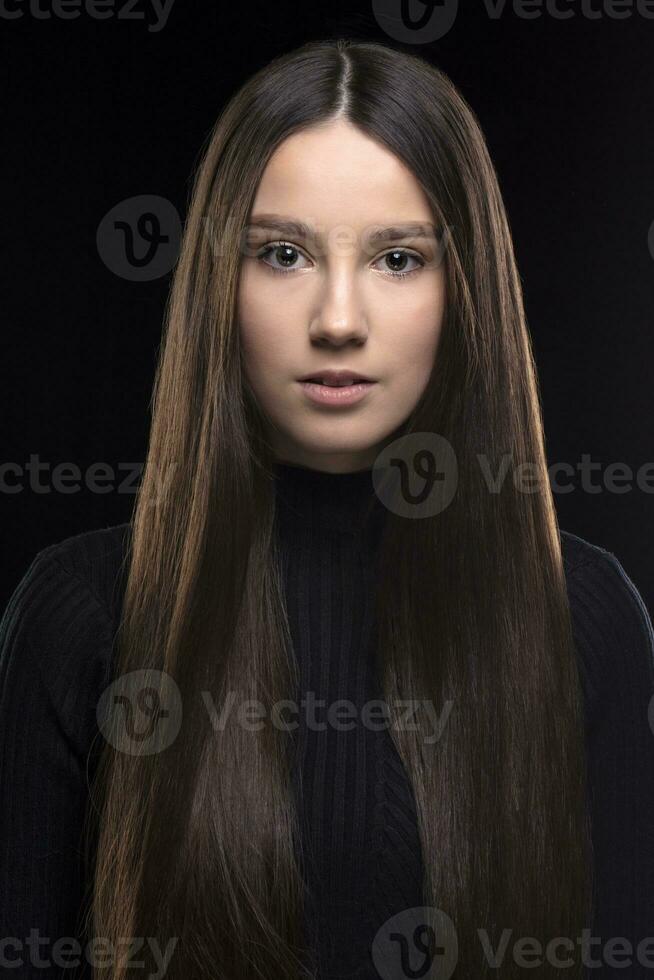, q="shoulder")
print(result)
[0,522,131,760]
[560,528,652,639]
[560,527,623,575]
[559,528,654,723]
[2,521,131,641]
[30,521,132,621]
